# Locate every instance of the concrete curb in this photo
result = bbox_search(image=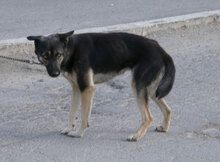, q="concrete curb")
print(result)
[0,10,219,60]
